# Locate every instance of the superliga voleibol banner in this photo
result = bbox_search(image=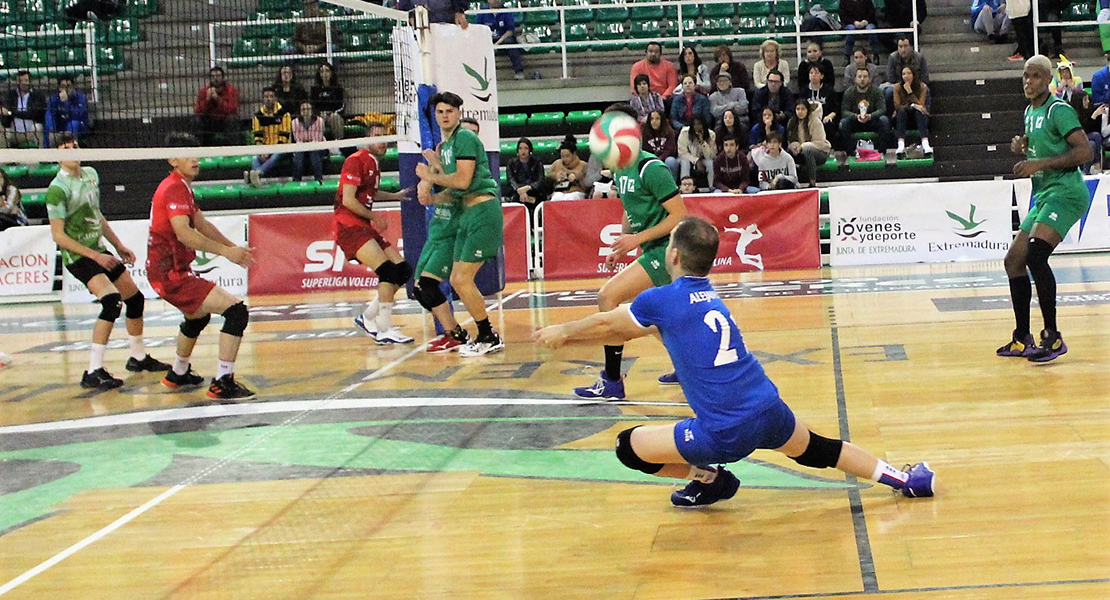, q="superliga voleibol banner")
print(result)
[1014,175,1110,253]
[0,225,56,296]
[828,181,1013,266]
[428,23,501,149]
[61,216,248,303]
